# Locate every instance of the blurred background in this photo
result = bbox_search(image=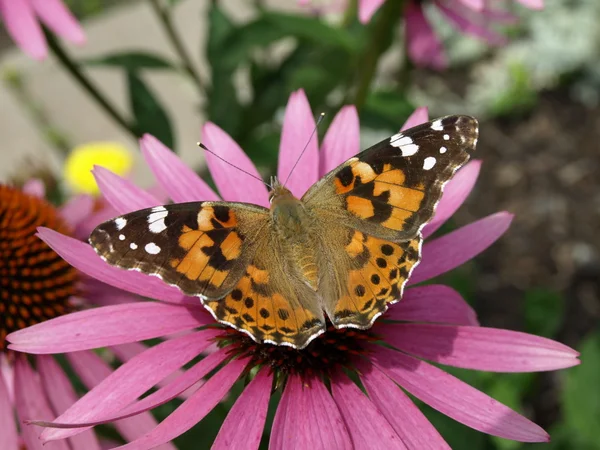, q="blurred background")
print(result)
[0,0,598,448]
